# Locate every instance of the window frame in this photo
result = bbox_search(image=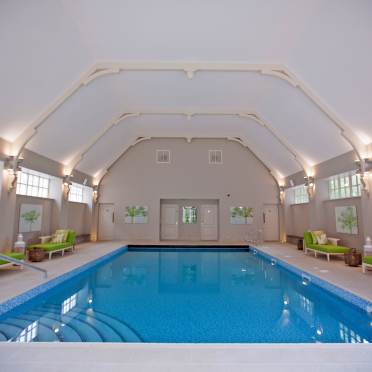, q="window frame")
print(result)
[68,182,84,203]
[182,206,197,224]
[292,185,309,205]
[328,172,361,200]
[16,168,50,198]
